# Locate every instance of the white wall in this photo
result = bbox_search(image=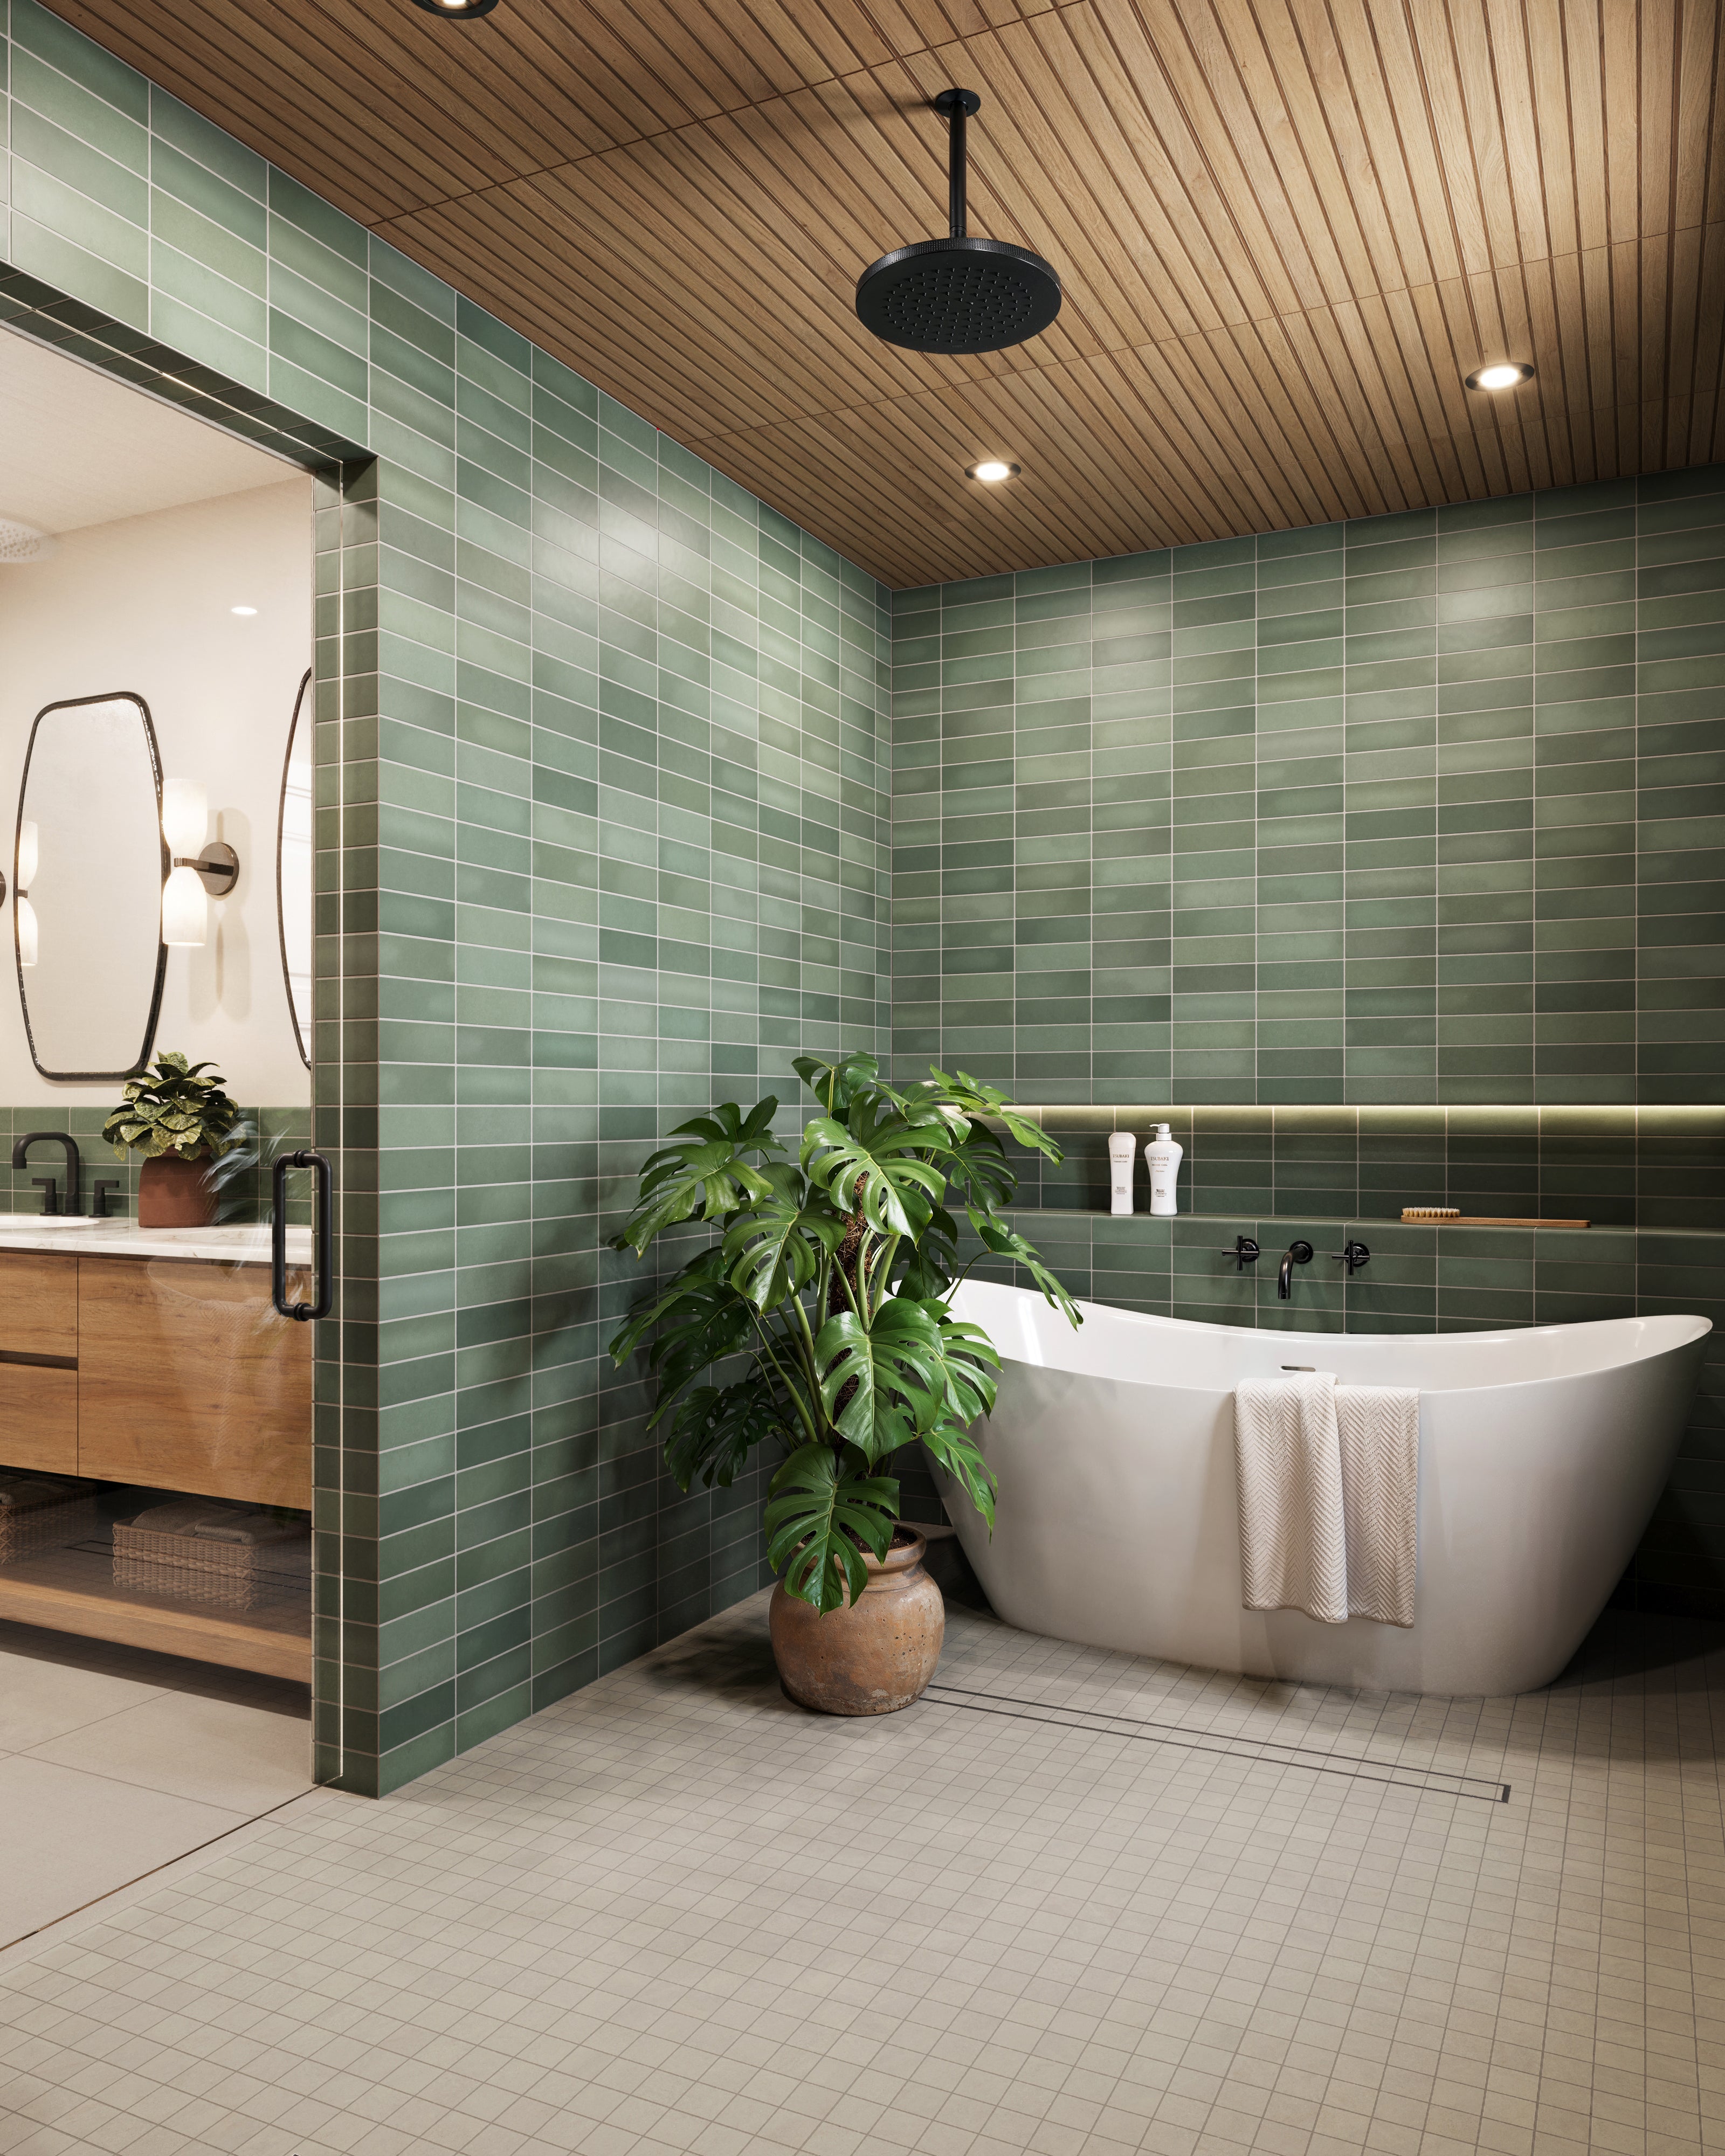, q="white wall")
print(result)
[0,476,314,1105]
